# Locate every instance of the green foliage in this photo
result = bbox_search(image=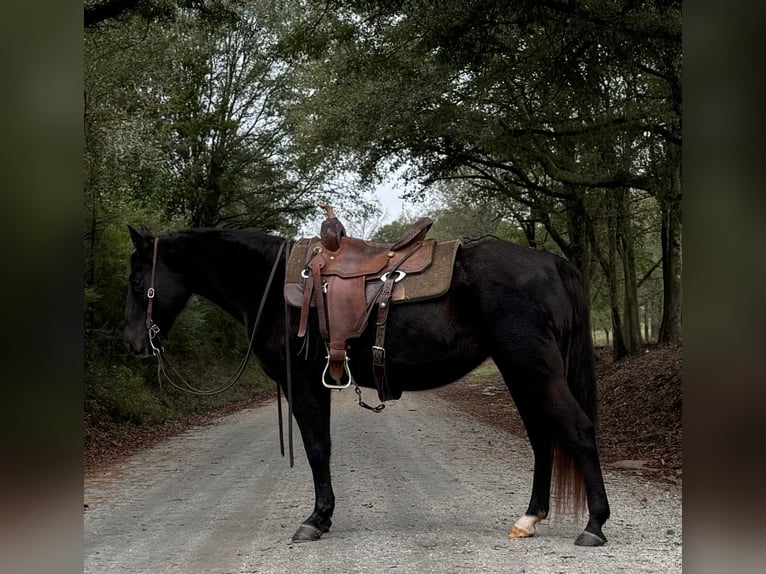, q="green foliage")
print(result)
[86,364,168,426]
[468,363,499,379]
[287,0,680,194]
[86,1,373,234]
[84,1,365,430]
[136,295,276,417]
